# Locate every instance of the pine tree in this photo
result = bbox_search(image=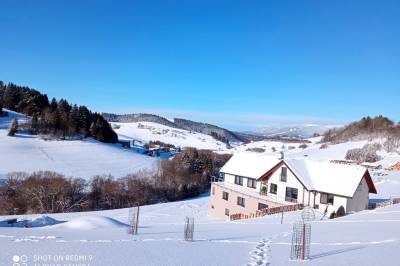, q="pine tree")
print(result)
[31,114,39,134]
[8,118,18,136]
